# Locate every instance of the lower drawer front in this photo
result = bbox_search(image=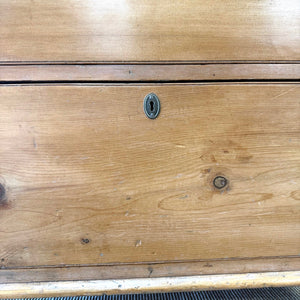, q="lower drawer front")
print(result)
[0,84,299,269]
